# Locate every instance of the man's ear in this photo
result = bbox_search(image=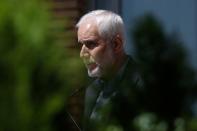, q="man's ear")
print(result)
[112,35,123,53]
